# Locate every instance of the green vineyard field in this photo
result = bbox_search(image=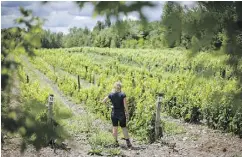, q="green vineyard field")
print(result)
[29,47,242,140]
